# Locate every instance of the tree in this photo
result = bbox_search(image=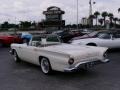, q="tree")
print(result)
[108,13,114,24]
[101,11,108,26]
[94,11,100,26]
[1,21,9,29]
[113,17,118,26]
[118,19,120,25]
[19,21,32,29]
[98,19,104,26]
